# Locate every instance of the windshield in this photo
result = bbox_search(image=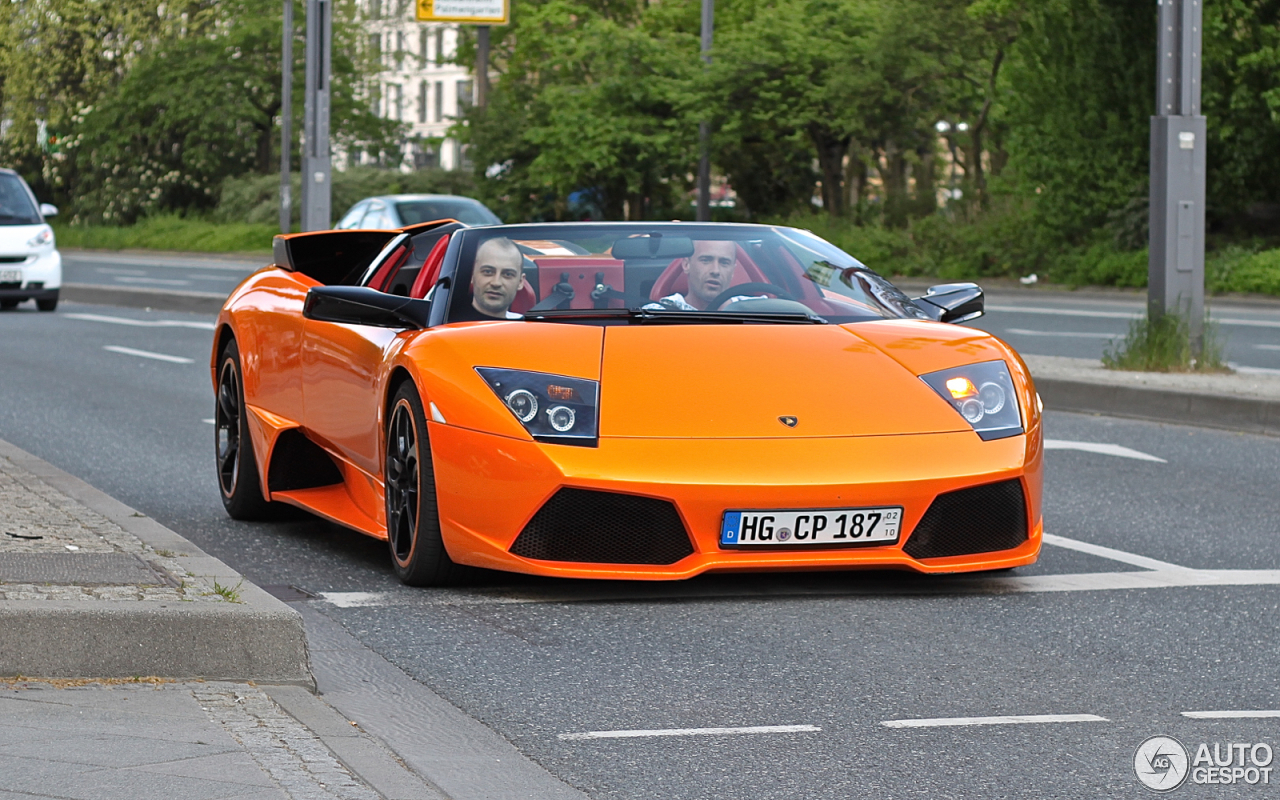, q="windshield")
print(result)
[396,199,501,227]
[0,175,41,225]
[443,223,931,325]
